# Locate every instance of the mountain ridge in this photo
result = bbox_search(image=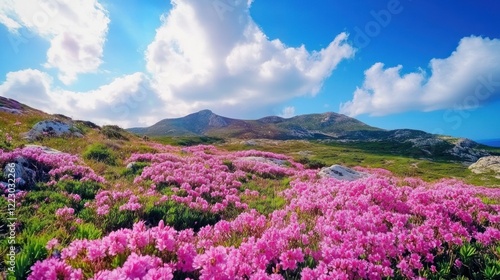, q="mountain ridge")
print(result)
[127,110,383,140]
[126,109,493,162]
[0,96,495,163]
